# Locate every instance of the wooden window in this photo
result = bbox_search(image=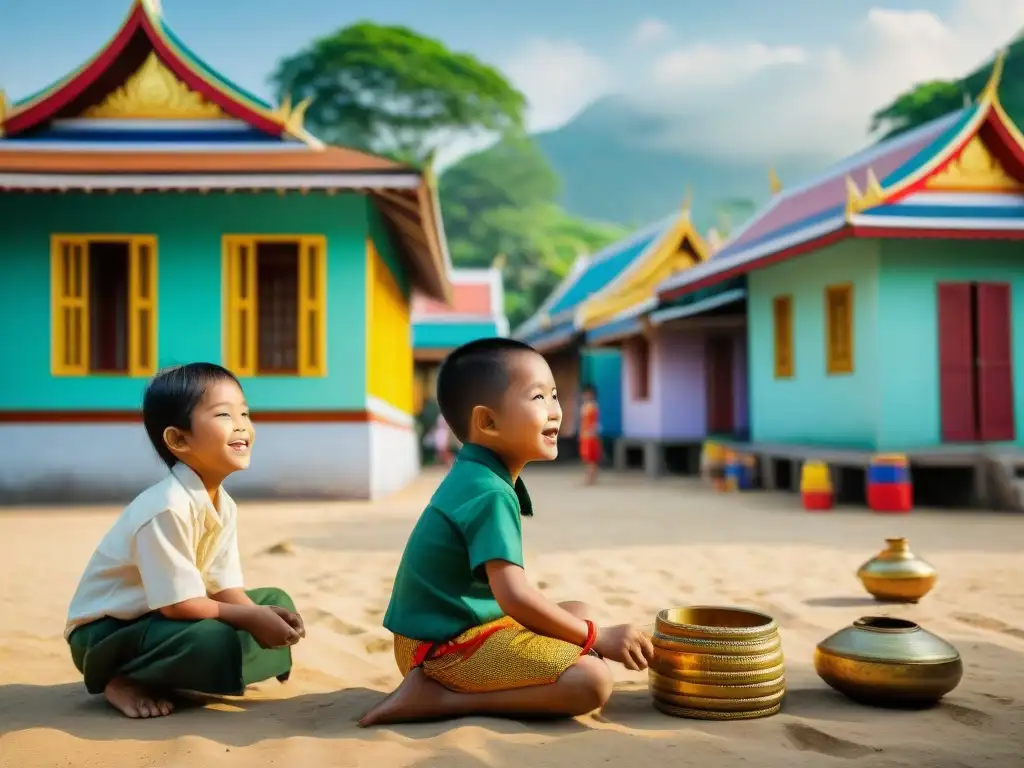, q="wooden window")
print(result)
[772,295,794,379]
[223,236,326,377]
[50,236,157,376]
[632,336,651,400]
[825,283,854,375]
